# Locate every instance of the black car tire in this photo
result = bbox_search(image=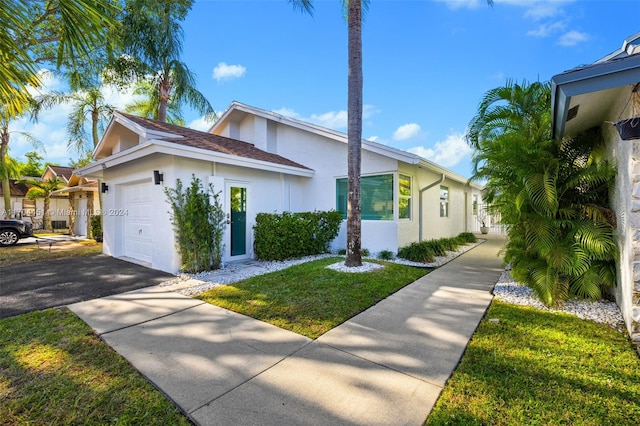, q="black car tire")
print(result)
[0,229,19,246]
